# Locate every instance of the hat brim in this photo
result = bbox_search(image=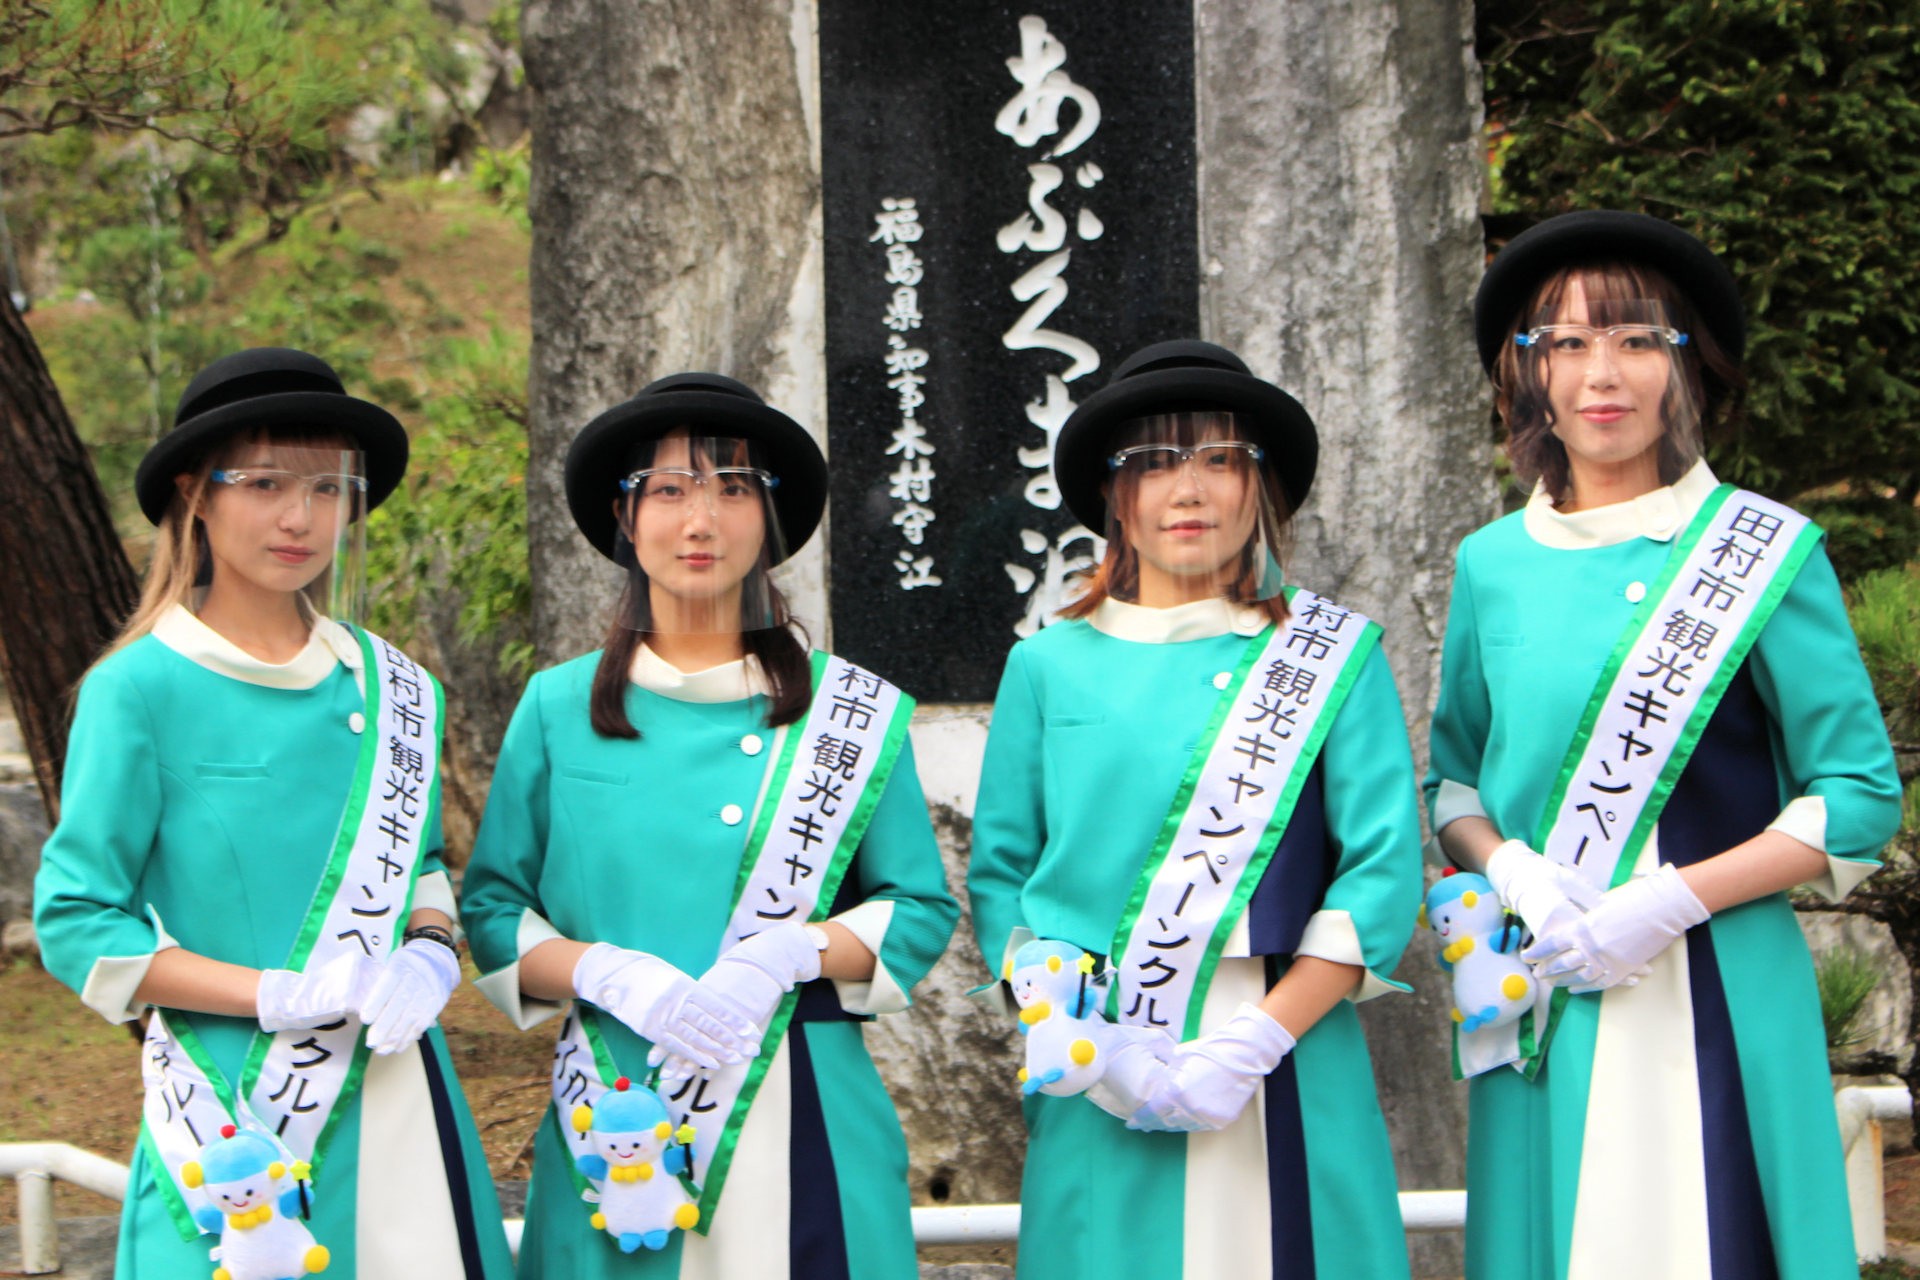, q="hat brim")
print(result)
[1473,210,1746,371]
[1054,368,1318,532]
[134,391,409,525]
[564,389,827,563]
